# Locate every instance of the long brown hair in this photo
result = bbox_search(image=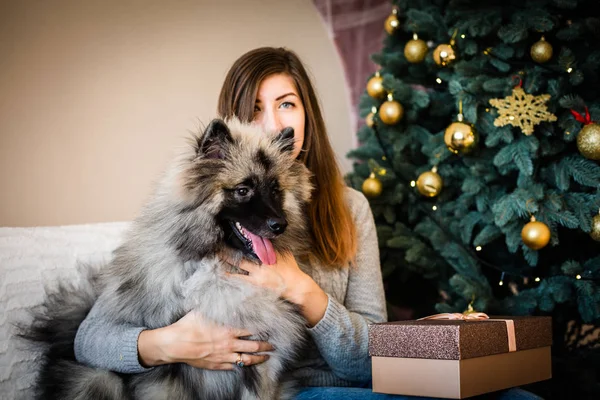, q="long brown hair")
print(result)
[217,47,357,267]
